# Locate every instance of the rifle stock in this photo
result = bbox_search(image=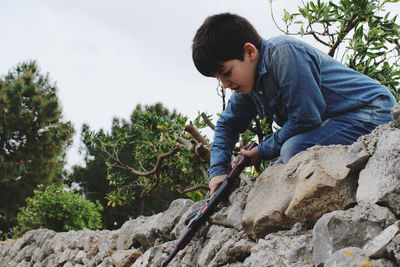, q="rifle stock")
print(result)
[161,142,257,267]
